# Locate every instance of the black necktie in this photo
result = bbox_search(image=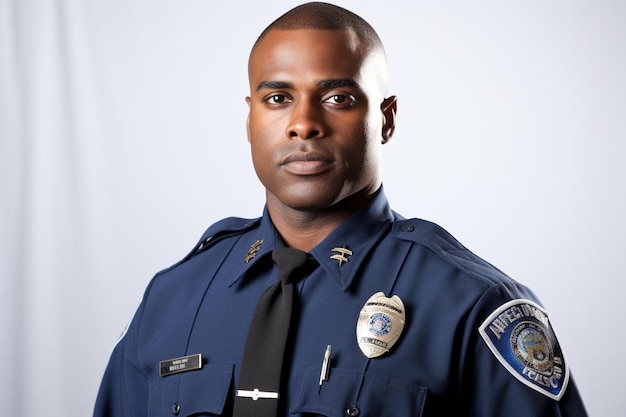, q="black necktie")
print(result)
[233,247,317,417]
